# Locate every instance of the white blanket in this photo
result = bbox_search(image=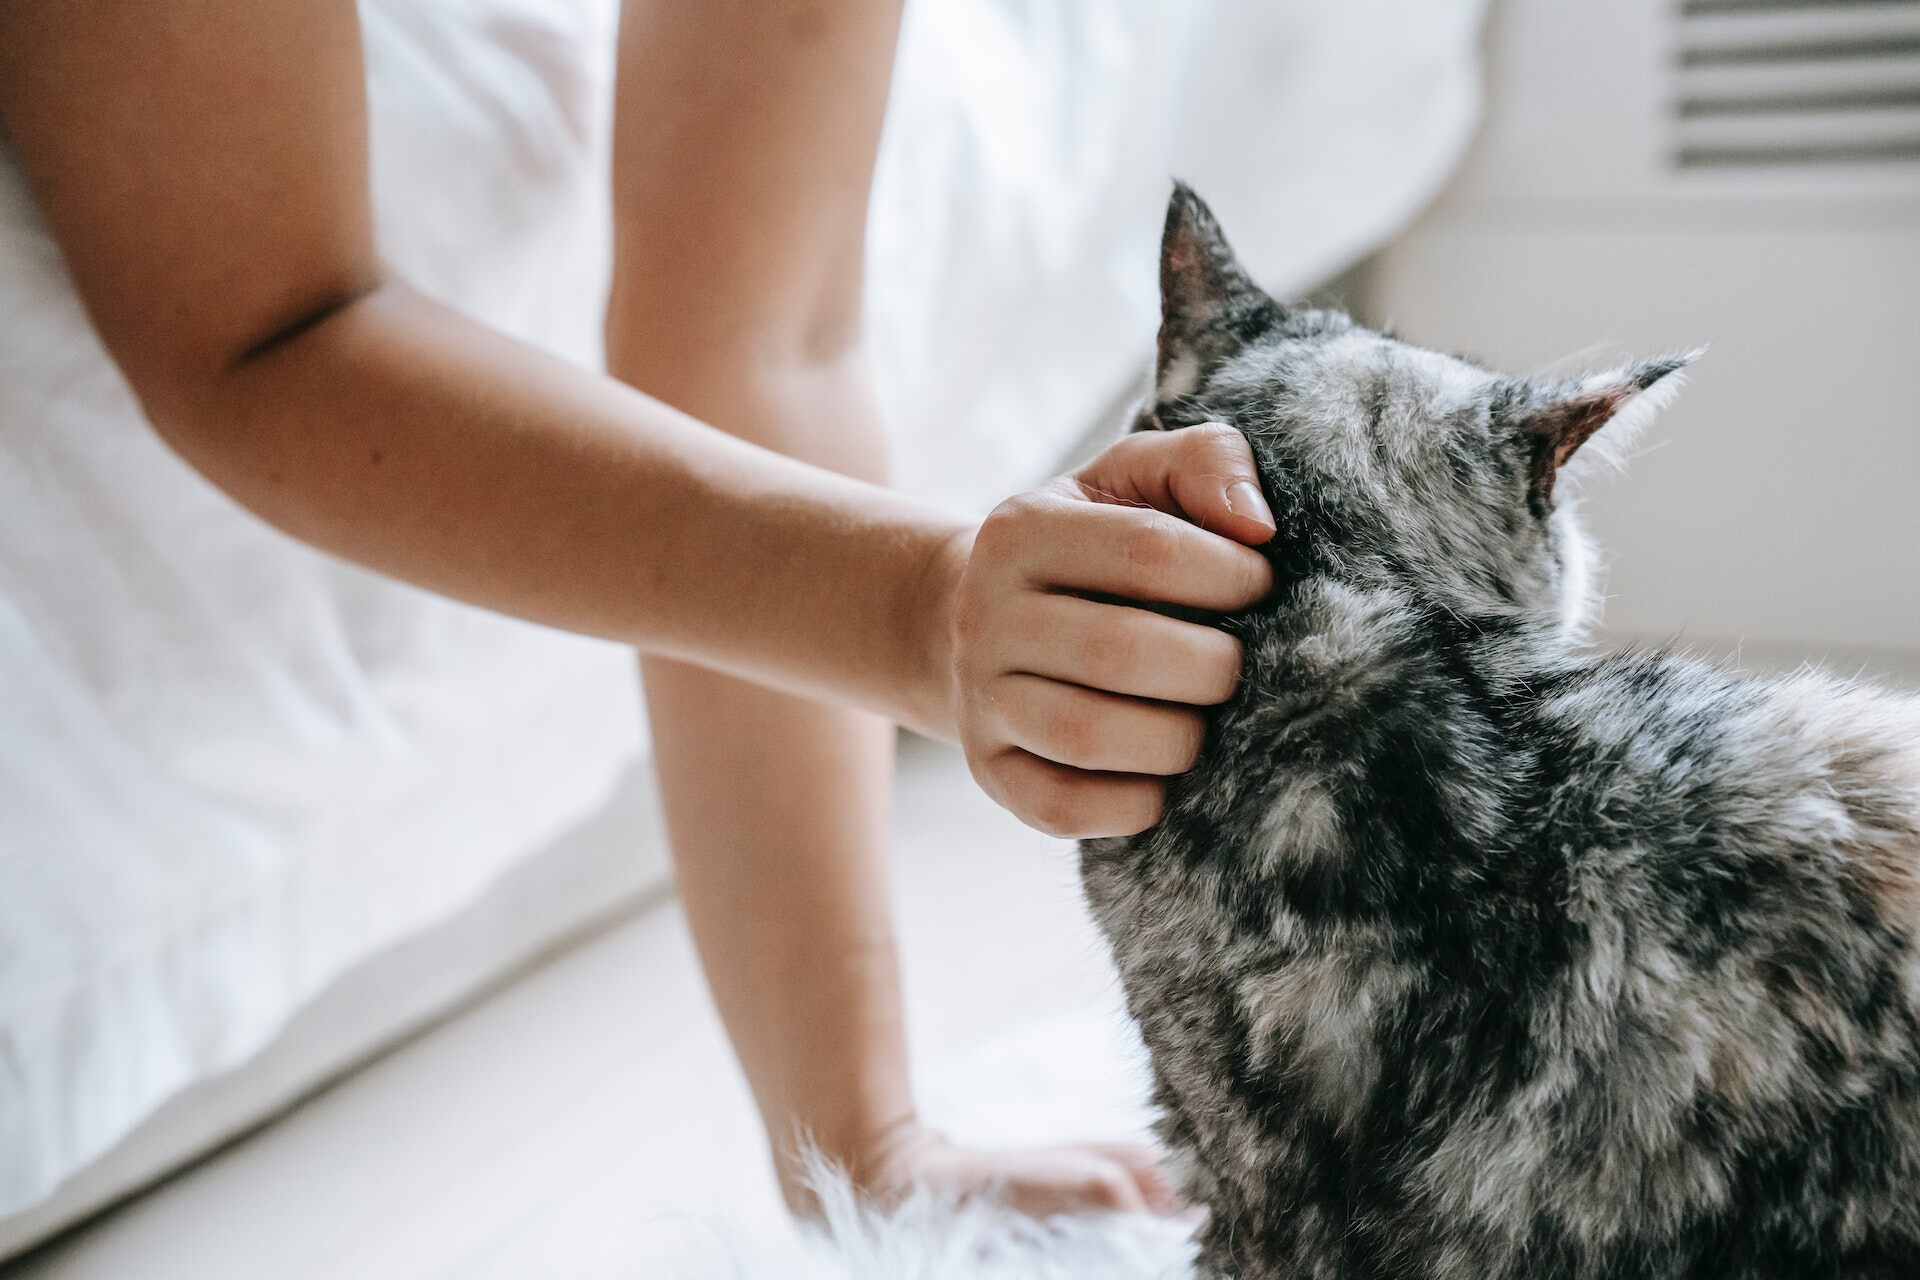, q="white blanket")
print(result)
[870,0,1489,509]
[0,0,645,1242]
[0,0,1486,1248]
